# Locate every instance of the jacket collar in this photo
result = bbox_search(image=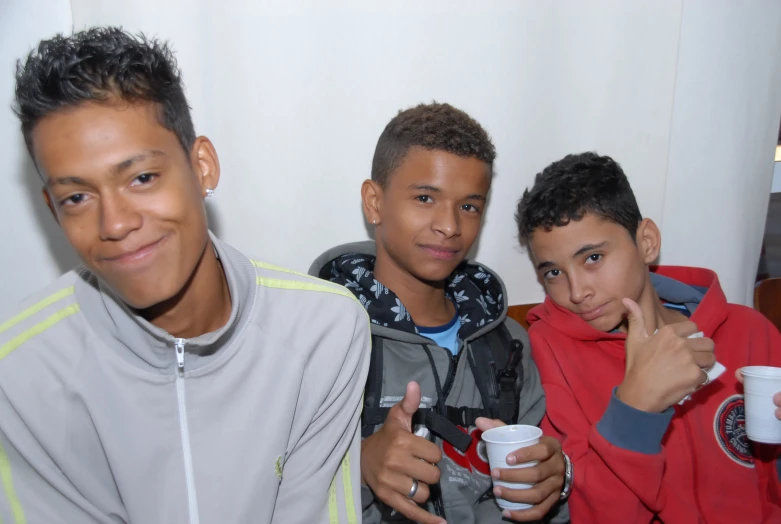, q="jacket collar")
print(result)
[76,232,257,373]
